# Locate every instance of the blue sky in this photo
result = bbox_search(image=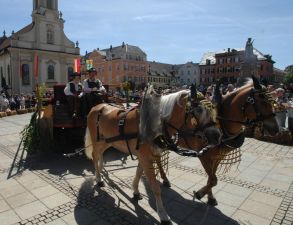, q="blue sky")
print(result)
[1,0,292,69]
